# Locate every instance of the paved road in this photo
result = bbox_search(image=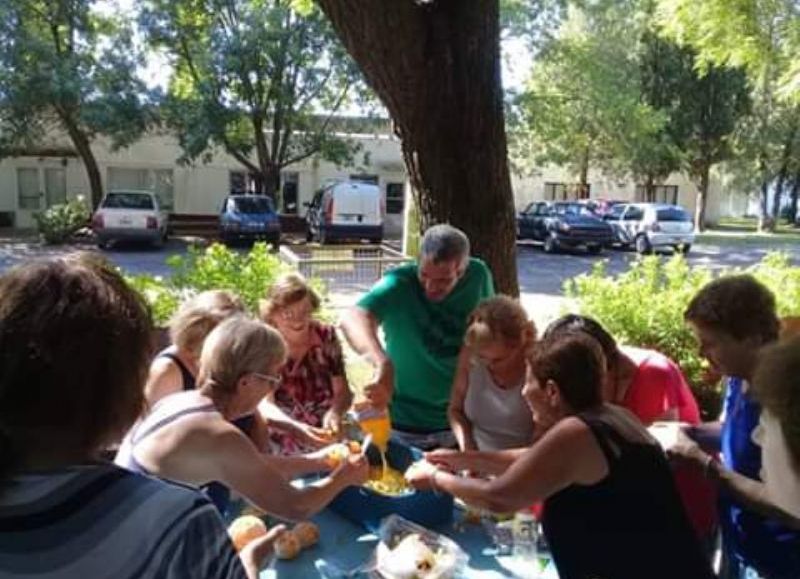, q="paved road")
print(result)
[2,234,797,325]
